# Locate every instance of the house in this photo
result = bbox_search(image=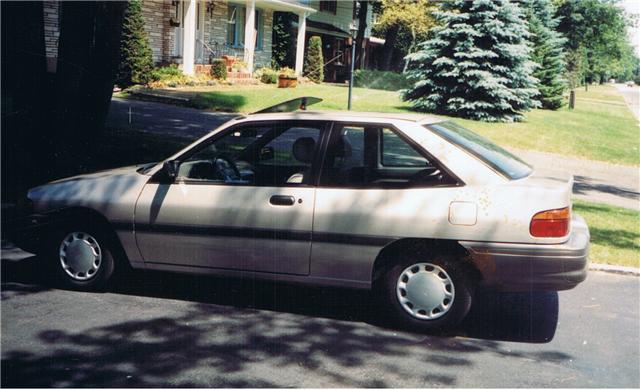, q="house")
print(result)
[42,0,378,82]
